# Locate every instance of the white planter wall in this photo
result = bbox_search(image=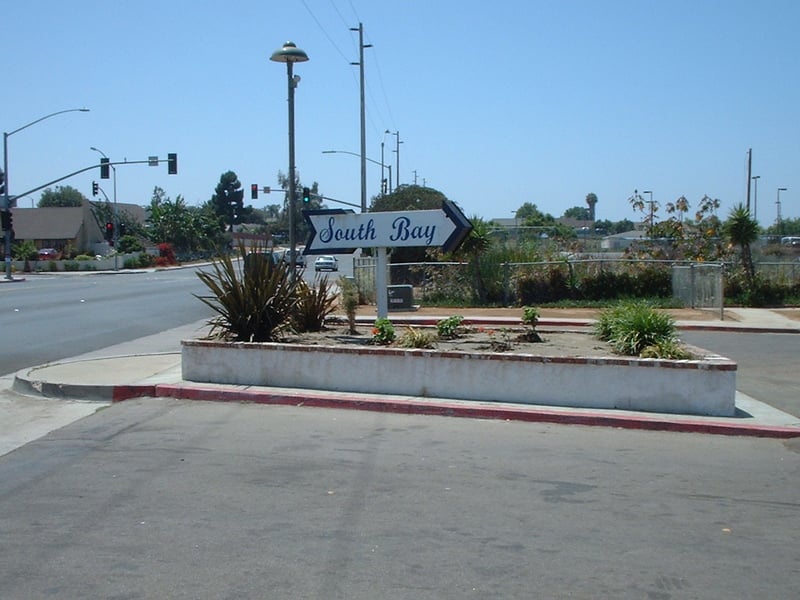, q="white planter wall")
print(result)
[182,340,737,417]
